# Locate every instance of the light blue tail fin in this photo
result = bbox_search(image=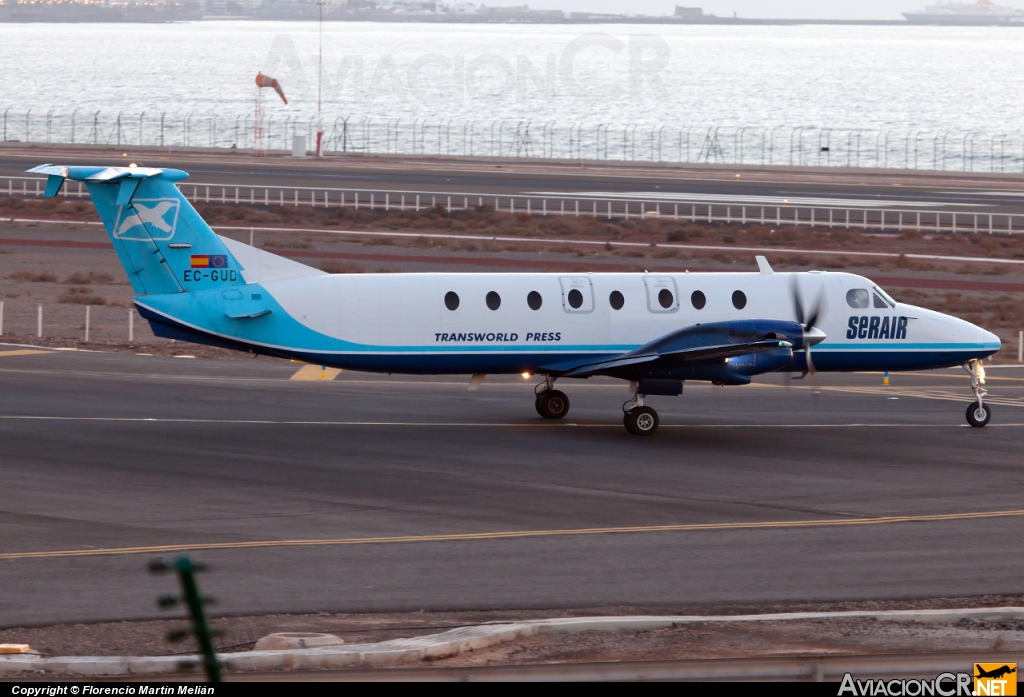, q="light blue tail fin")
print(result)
[29,164,243,296]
